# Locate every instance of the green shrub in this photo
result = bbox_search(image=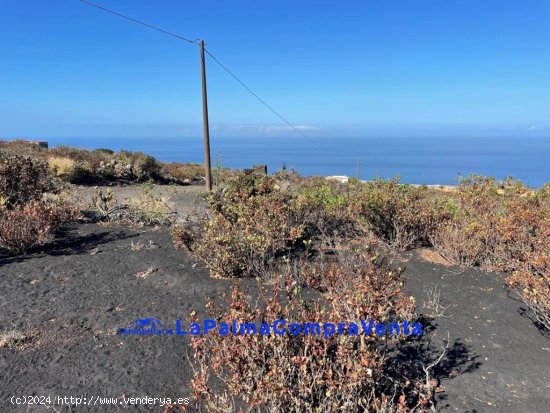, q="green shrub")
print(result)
[299,183,359,241]
[175,175,309,278]
[175,177,305,278]
[115,150,160,181]
[94,148,115,155]
[301,183,347,213]
[175,174,362,278]
[350,178,444,250]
